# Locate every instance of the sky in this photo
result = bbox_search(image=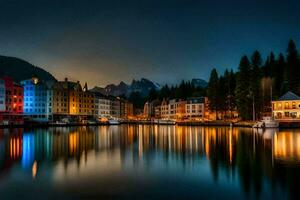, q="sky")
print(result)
[0,0,299,87]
